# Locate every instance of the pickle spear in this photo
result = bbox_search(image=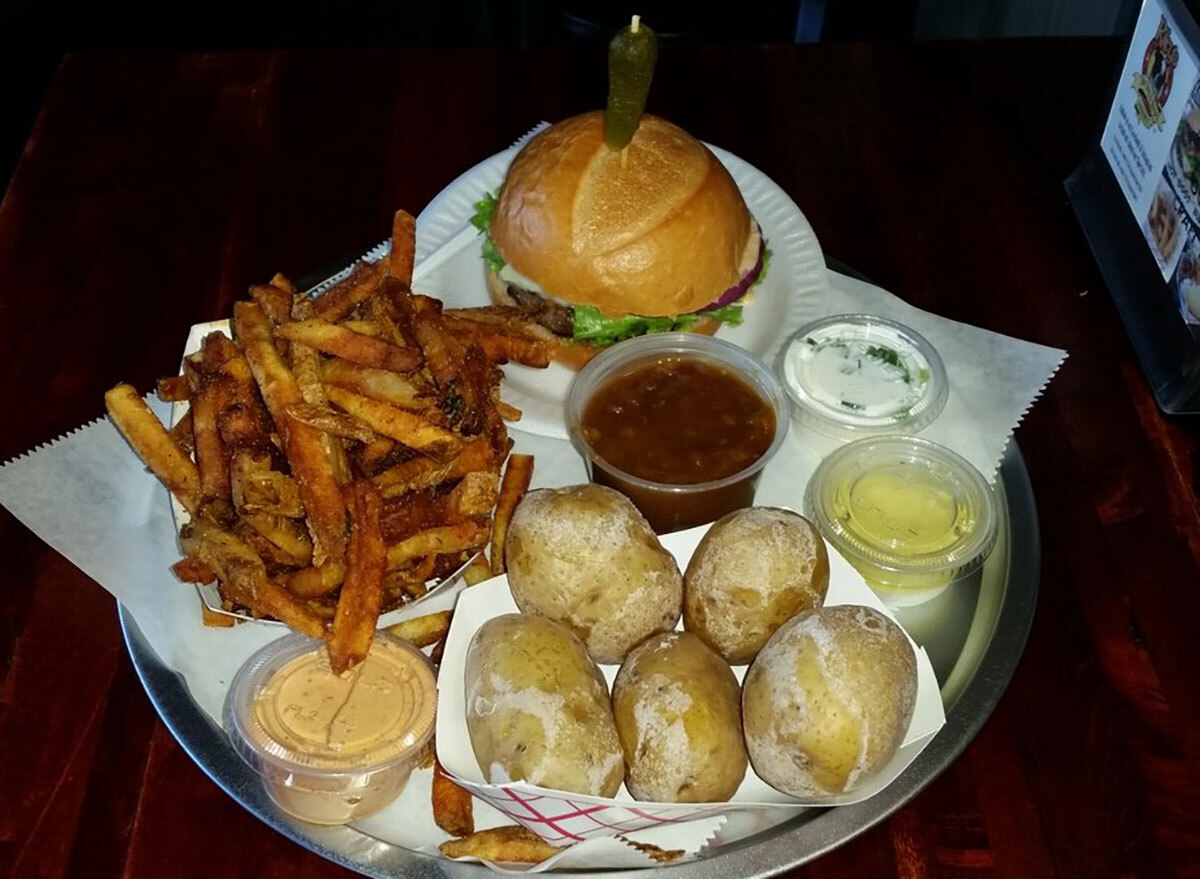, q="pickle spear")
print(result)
[605,15,658,151]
